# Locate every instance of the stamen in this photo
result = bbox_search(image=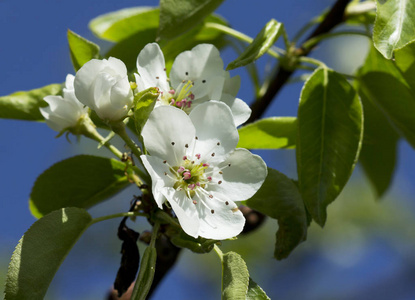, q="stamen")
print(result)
[183,171,191,180]
[218,181,222,184]
[193,200,197,204]
[211,209,215,214]
[183,156,187,160]
[188,184,196,190]
[209,195,213,198]
[195,154,201,159]
[178,166,185,173]
[203,163,209,167]
[171,142,175,146]
[207,176,212,181]
[185,144,189,148]
[217,142,220,146]
[211,153,215,157]
[168,89,175,94]
[163,160,167,164]
[225,201,229,205]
